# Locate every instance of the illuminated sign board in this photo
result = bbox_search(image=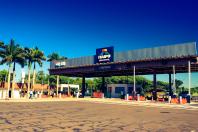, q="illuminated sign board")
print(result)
[96,47,114,63]
[54,61,66,68]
